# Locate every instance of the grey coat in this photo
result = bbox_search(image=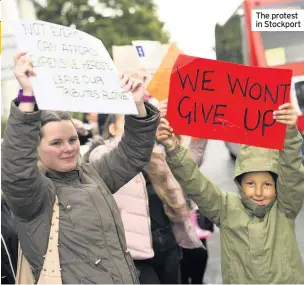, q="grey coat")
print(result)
[1,100,159,284]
